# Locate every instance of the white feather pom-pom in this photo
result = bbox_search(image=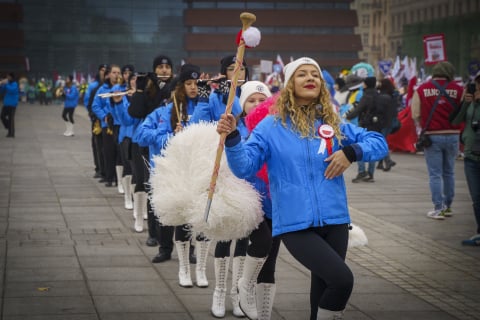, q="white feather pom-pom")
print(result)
[242,27,261,48]
[348,223,368,248]
[150,122,263,240]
